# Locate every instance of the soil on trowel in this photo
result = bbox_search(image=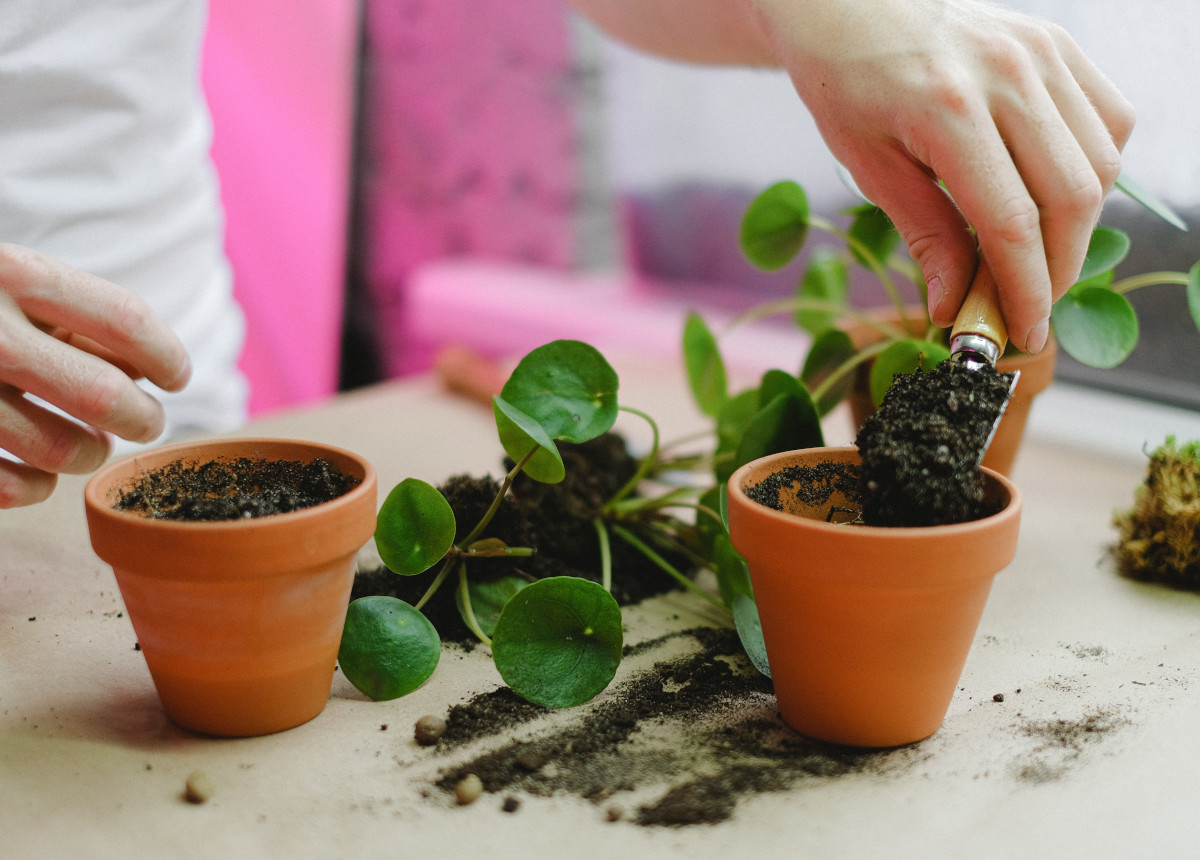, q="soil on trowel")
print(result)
[427,627,921,825]
[854,360,1013,526]
[112,457,360,520]
[351,433,689,640]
